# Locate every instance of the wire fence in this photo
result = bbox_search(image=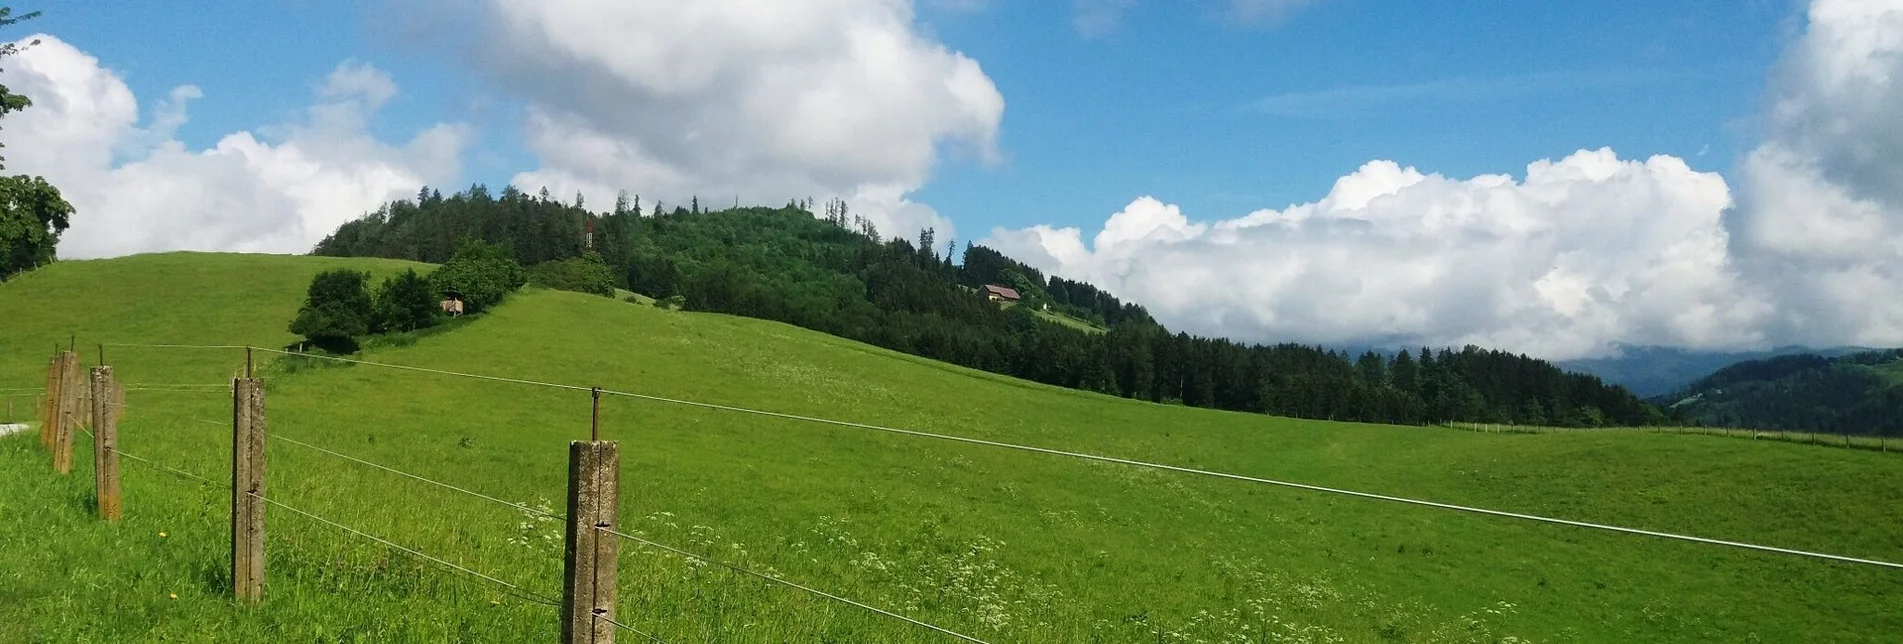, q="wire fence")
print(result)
[21,341,1903,642]
[74,391,978,641]
[1445,421,1896,453]
[87,401,569,610]
[198,343,1903,571]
